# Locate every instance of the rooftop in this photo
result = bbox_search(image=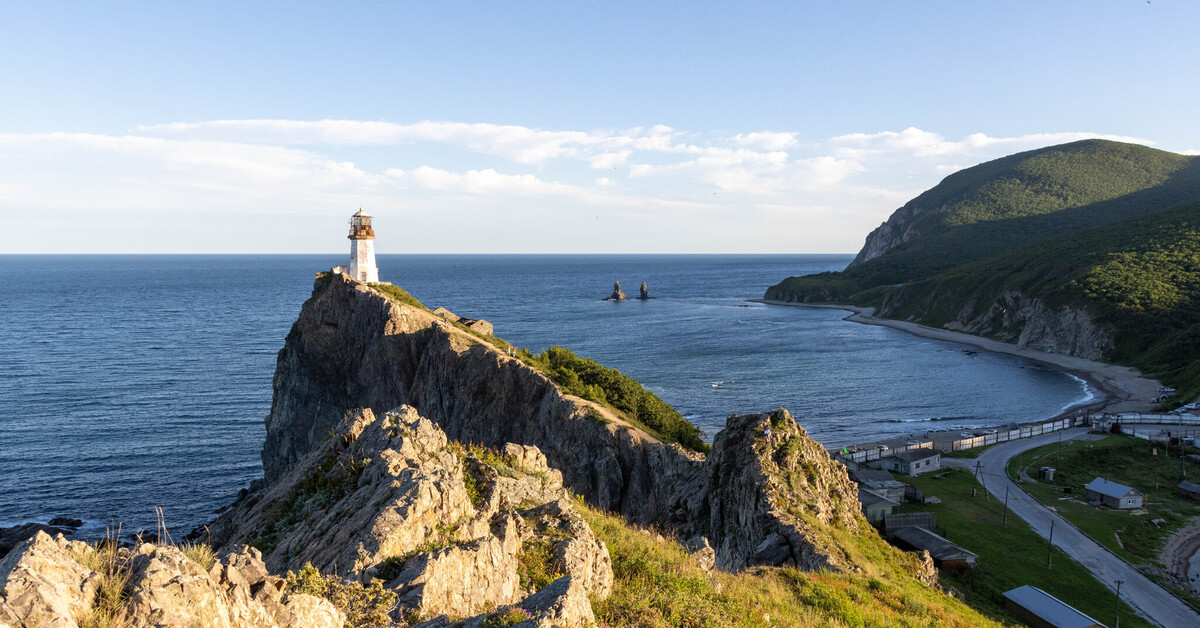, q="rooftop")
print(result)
[1083,477,1140,500]
[851,469,905,486]
[891,526,976,561]
[892,447,939,463]
[1179,480,1200,493]
[857,487,899,508]
[1002,585,1105,628]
